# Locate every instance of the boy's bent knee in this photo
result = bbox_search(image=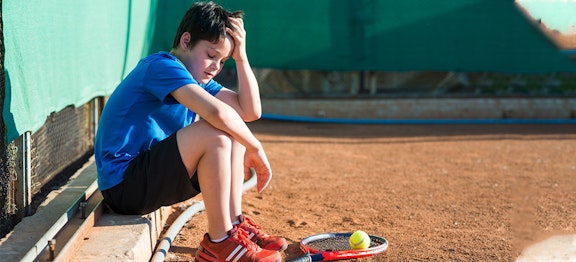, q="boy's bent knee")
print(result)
[177,120,233,150]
